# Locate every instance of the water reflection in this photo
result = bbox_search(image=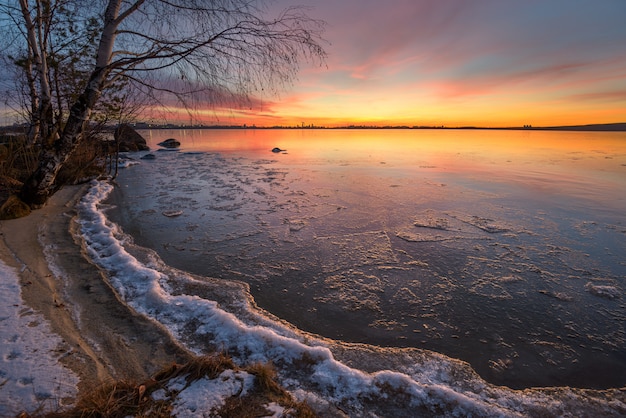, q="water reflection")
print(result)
[144,127,625,172]
[141,128,626,215]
